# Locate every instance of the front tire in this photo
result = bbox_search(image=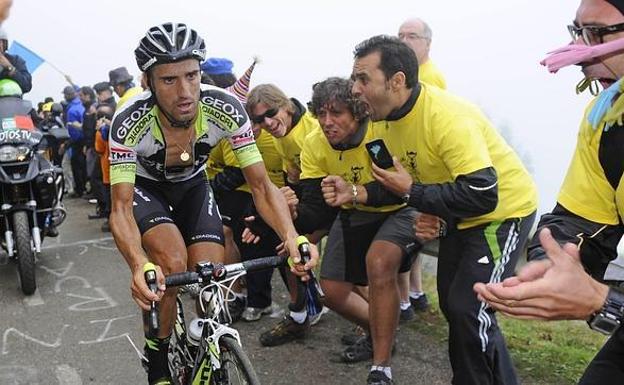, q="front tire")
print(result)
[213,335,260,385]
[14,211,36,295]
